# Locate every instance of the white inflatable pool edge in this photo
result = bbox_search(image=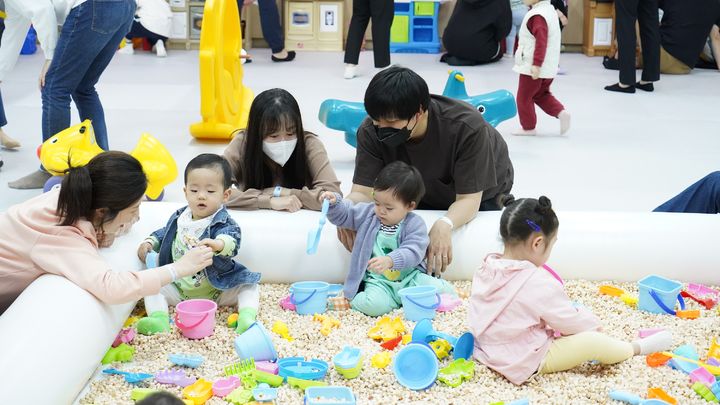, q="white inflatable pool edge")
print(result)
[0,202,718,403]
